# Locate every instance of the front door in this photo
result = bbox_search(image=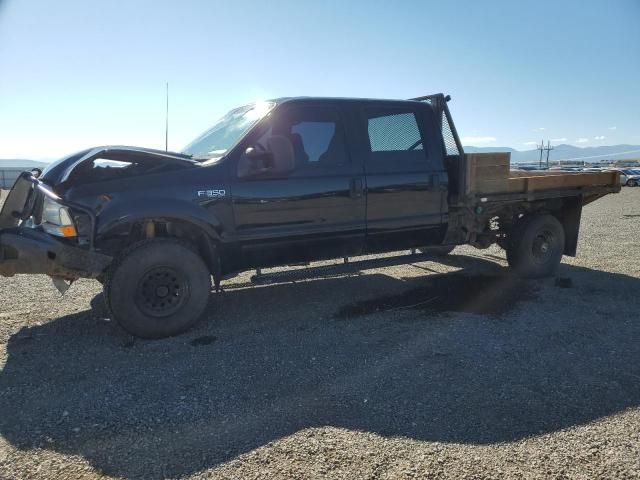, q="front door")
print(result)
[229,103,366,267]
